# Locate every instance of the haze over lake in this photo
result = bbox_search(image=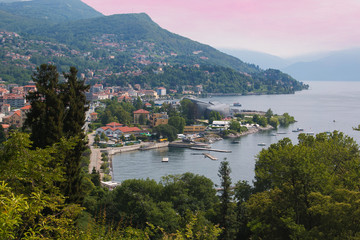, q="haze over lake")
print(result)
[112,81,360,185]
